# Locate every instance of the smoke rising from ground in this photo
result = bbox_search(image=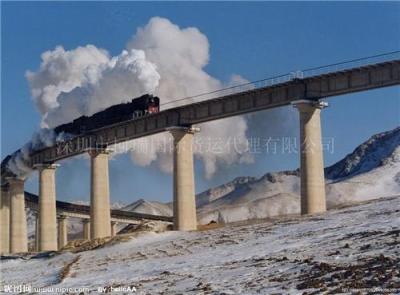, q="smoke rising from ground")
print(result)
[8,17,294,179]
